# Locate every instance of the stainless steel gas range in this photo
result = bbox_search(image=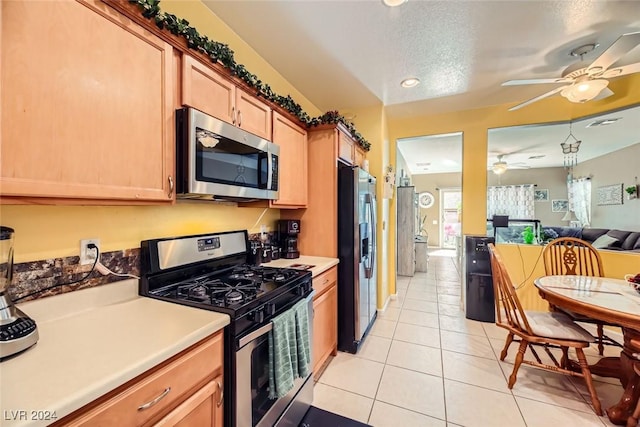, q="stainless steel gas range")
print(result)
[140,230,314,427]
